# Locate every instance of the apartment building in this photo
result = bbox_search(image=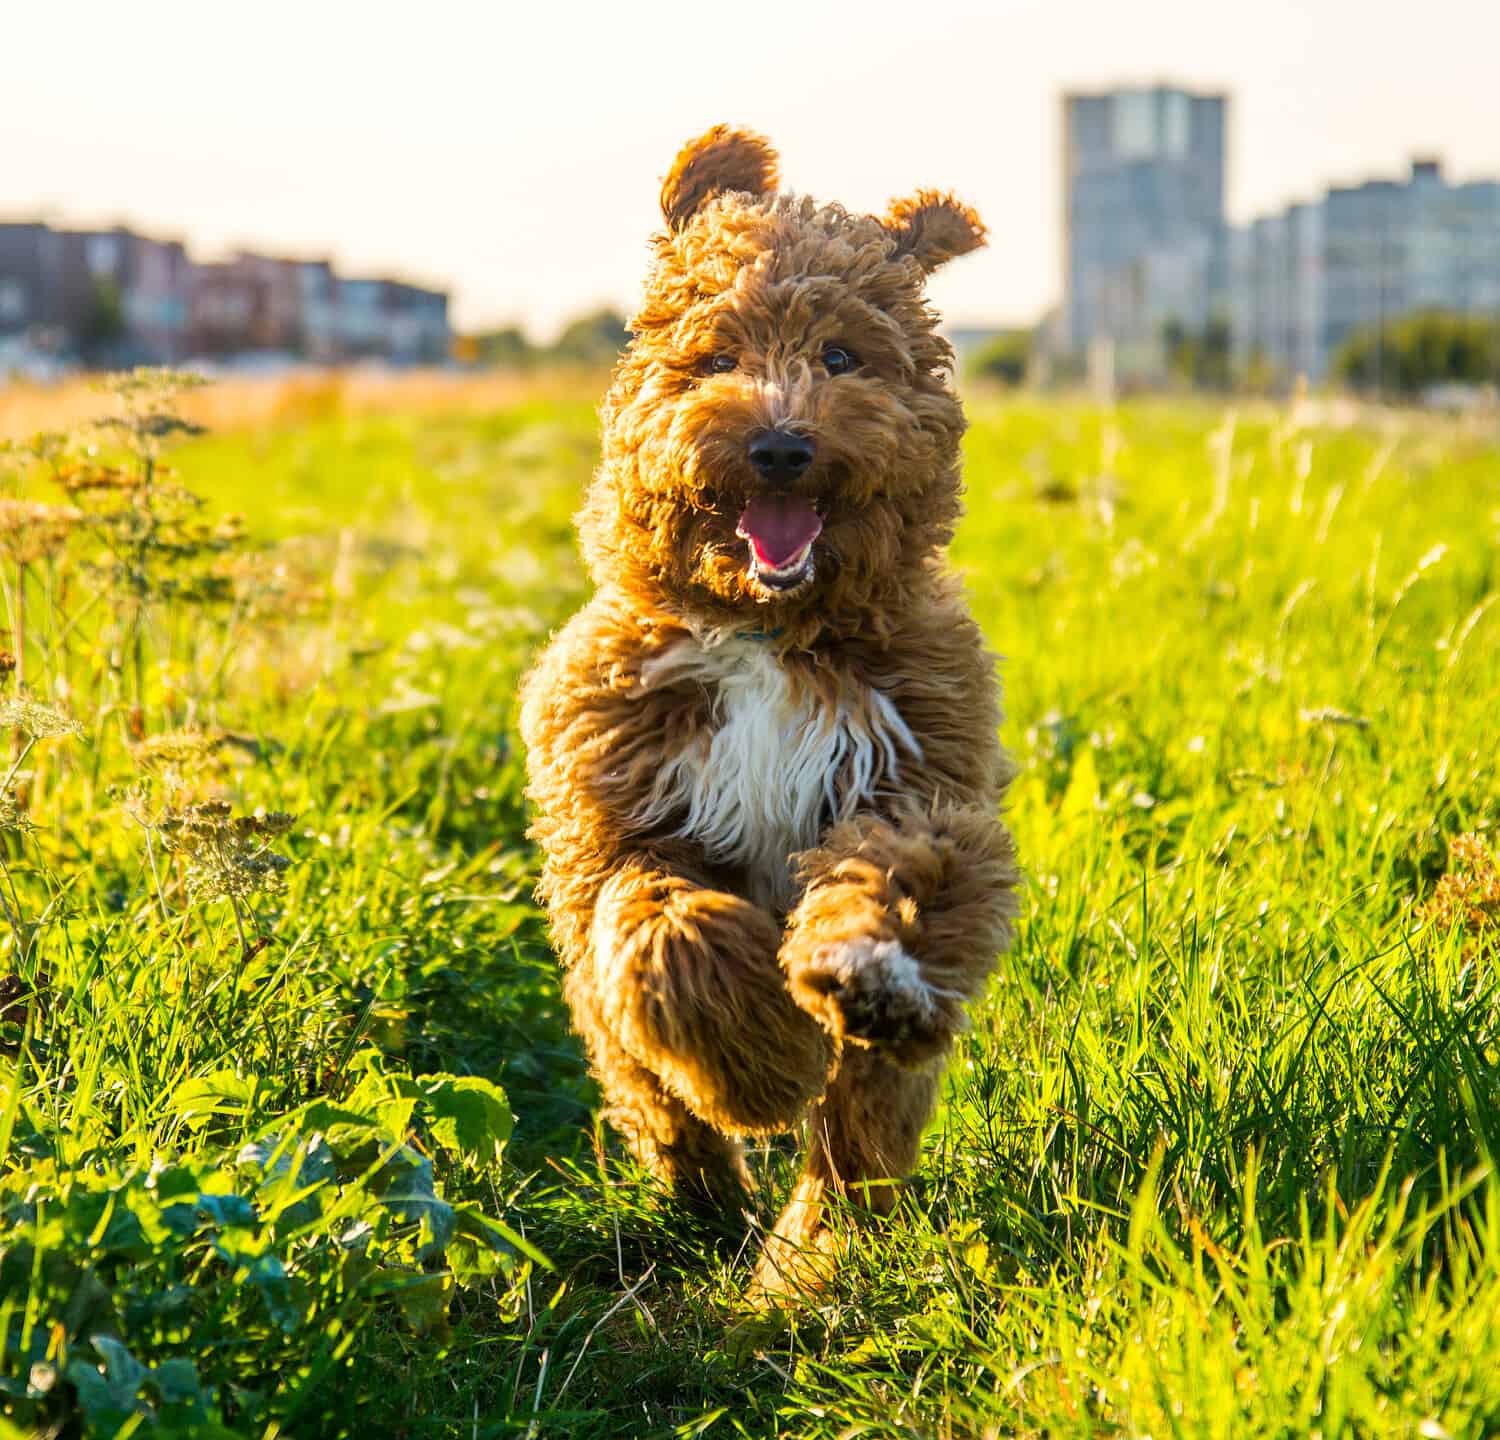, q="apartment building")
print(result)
[0,220,451,367]
[1235,158,1500,381]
